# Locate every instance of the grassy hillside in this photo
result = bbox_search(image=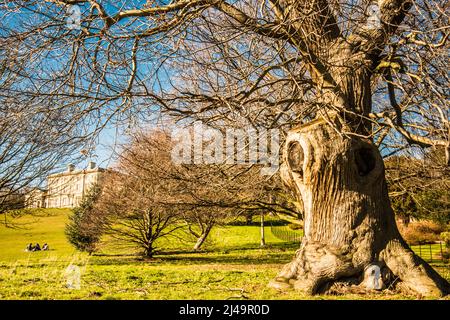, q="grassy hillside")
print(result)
[0,209,76,262]
[0,209,448,300]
